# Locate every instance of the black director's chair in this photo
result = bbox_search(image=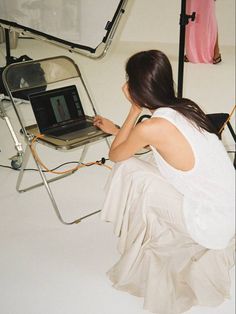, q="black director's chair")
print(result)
[2,55,111,225]
[206,106,236,168]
